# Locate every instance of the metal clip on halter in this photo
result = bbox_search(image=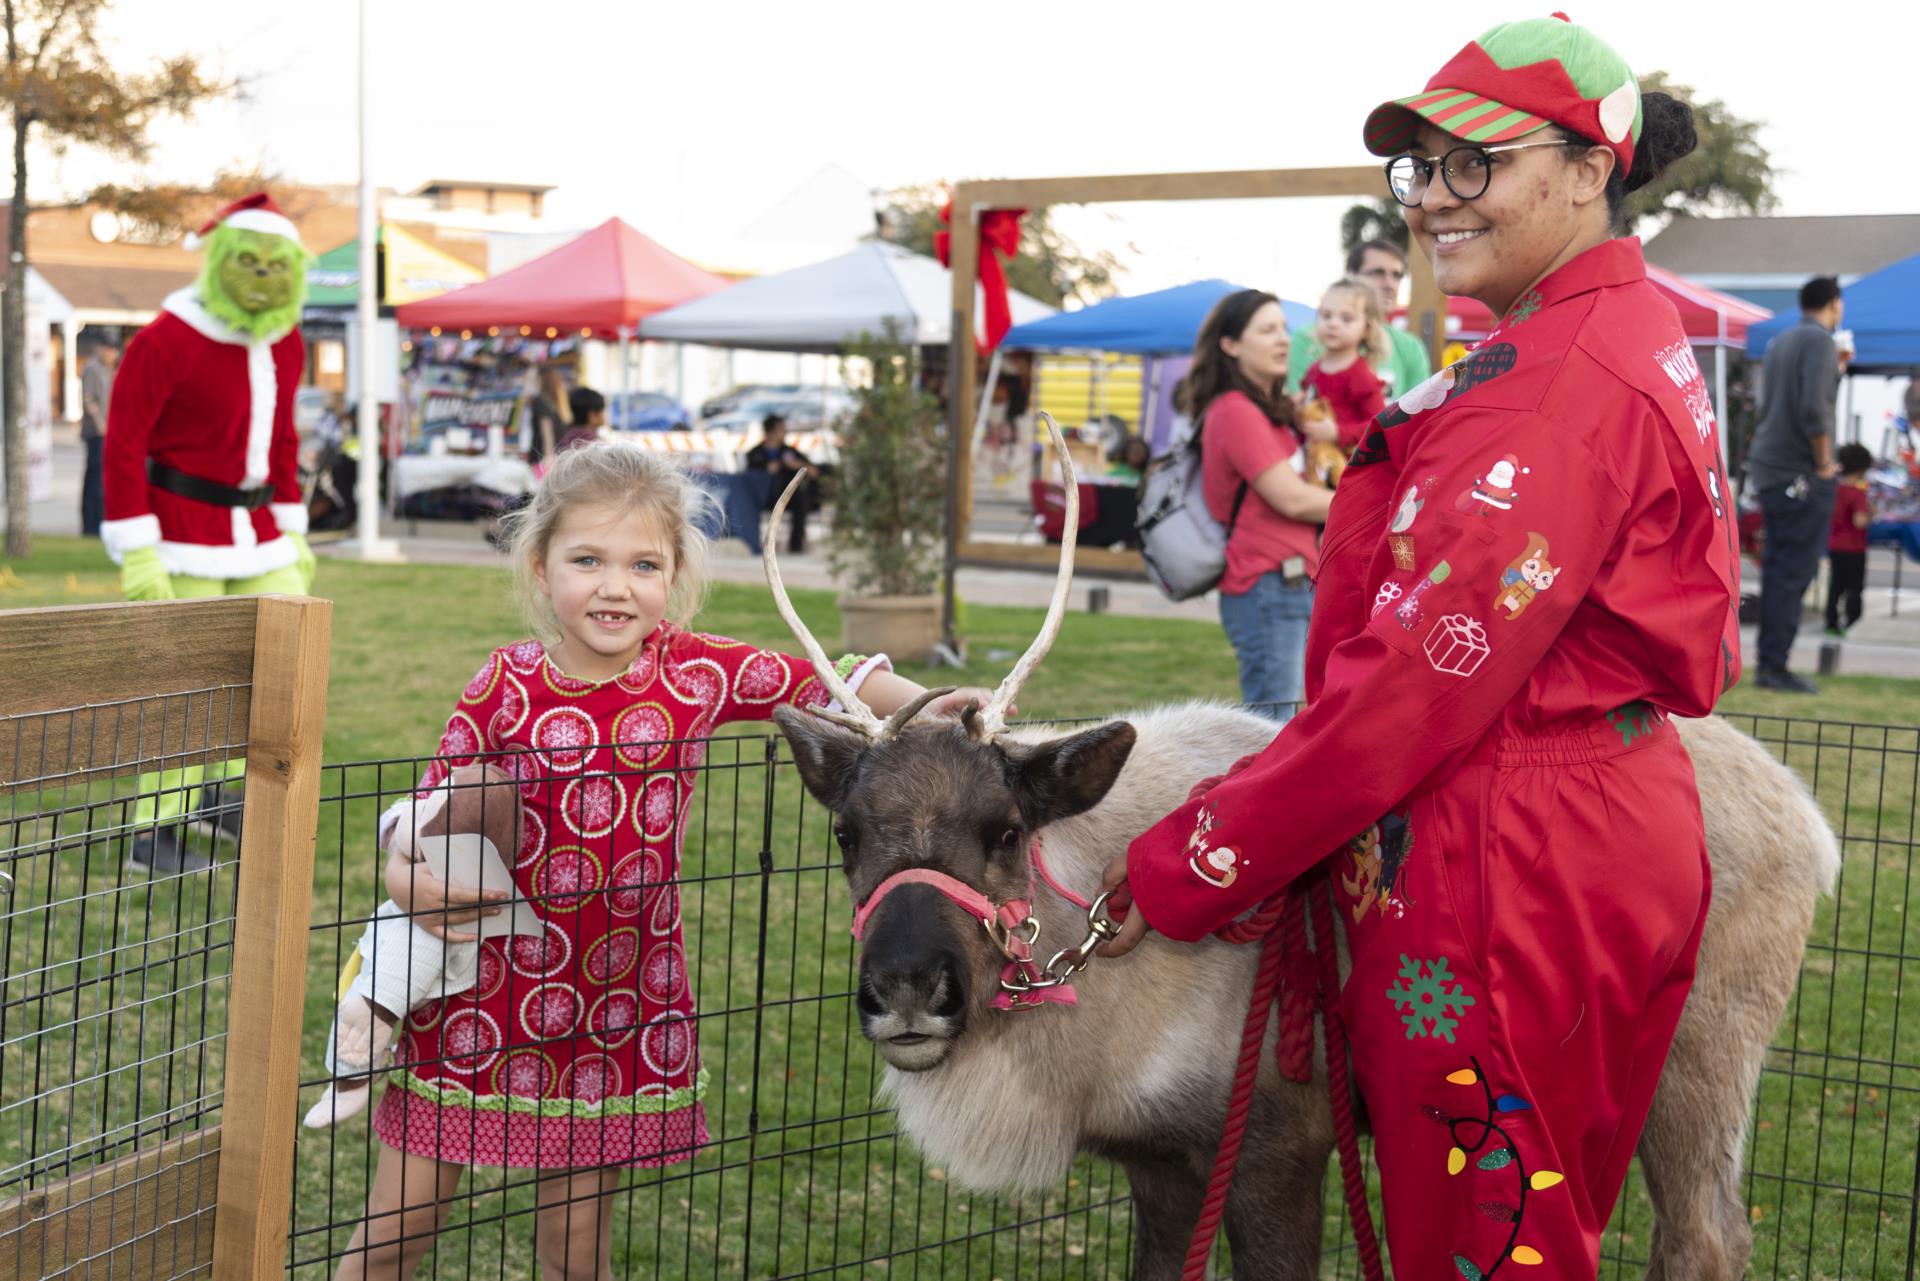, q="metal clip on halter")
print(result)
[985,914,1040,962]
[997,891,1123,998]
